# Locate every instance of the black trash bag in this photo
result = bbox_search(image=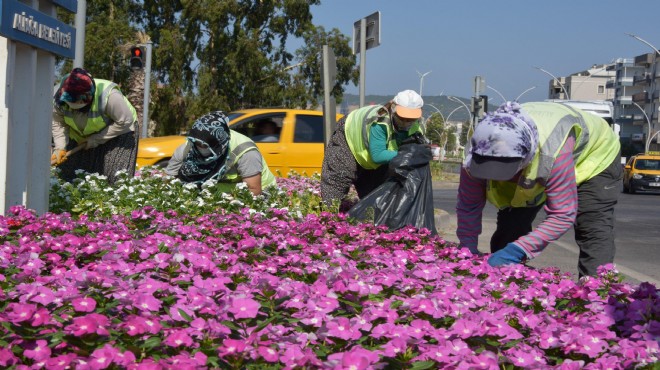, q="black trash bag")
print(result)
[348,134,438,235]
